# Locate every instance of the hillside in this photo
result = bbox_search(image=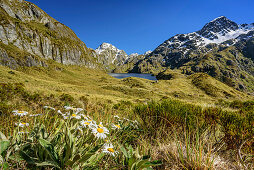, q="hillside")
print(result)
[118,16,254,94]
[0,1,253,169]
